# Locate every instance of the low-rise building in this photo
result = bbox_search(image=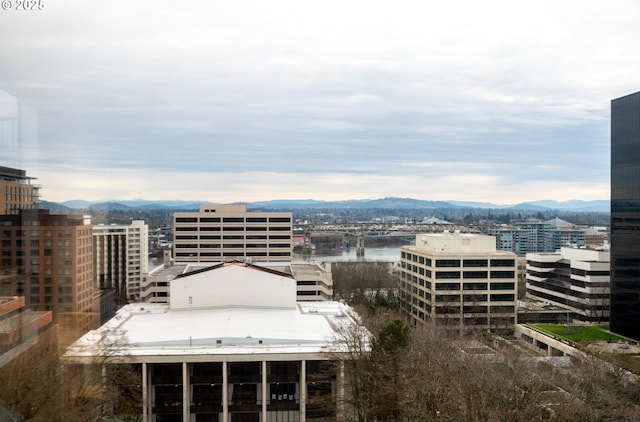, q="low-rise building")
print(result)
[525,247,610,323]
[64,261,367,422]
[141,256,333,303]
[399,231,517,334]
